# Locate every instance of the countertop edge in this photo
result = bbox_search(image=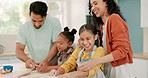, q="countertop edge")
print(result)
[133,53,148,59]
[1,52,148,59]
[0,52,28,57]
